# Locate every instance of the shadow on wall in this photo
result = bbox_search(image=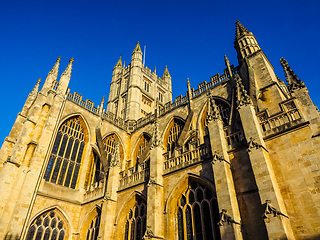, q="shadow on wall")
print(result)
[280,236,320,240]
